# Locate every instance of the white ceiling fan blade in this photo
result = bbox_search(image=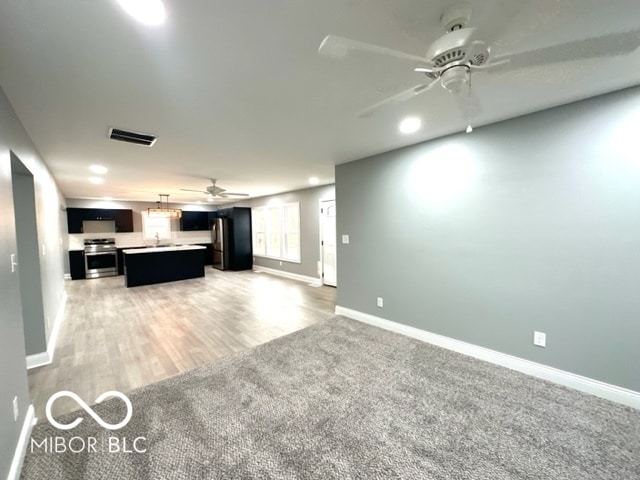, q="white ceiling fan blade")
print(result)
[470,58,510,71]
[319,35,427,63]
[180,188,210,194]
[489,29,640,74]
[357,79,439,118]
[220,192,250,197]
